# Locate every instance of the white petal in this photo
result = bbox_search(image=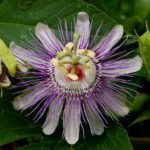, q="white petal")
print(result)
[43,97,64,135]
[16,64,28,72]
[35,23,63,51]
[13,86,48,110]
[102,55,142,77]
[75,12,90,48]
[85,102,104,135]
[64,101,80,145]
[10,41,46,65]
[103,91,129,116]
[94,25,123,56]
[9,41,25,59]
[9,41,32,62]
[9,42,28,72]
